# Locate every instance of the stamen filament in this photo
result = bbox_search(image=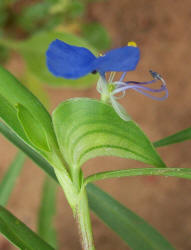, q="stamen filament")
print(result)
[112,84,166,95]
[125,79,156,85]
[108,72,116,82]
[119,72,127,81]
[133,87,168,101]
